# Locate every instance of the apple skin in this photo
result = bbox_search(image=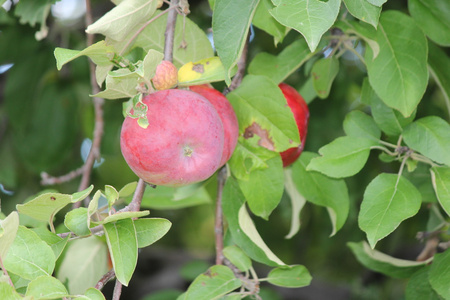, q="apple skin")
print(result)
[278,83,310,167]
[120,89,224,186]
[152,60,178,90]
[189,84,239,166]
